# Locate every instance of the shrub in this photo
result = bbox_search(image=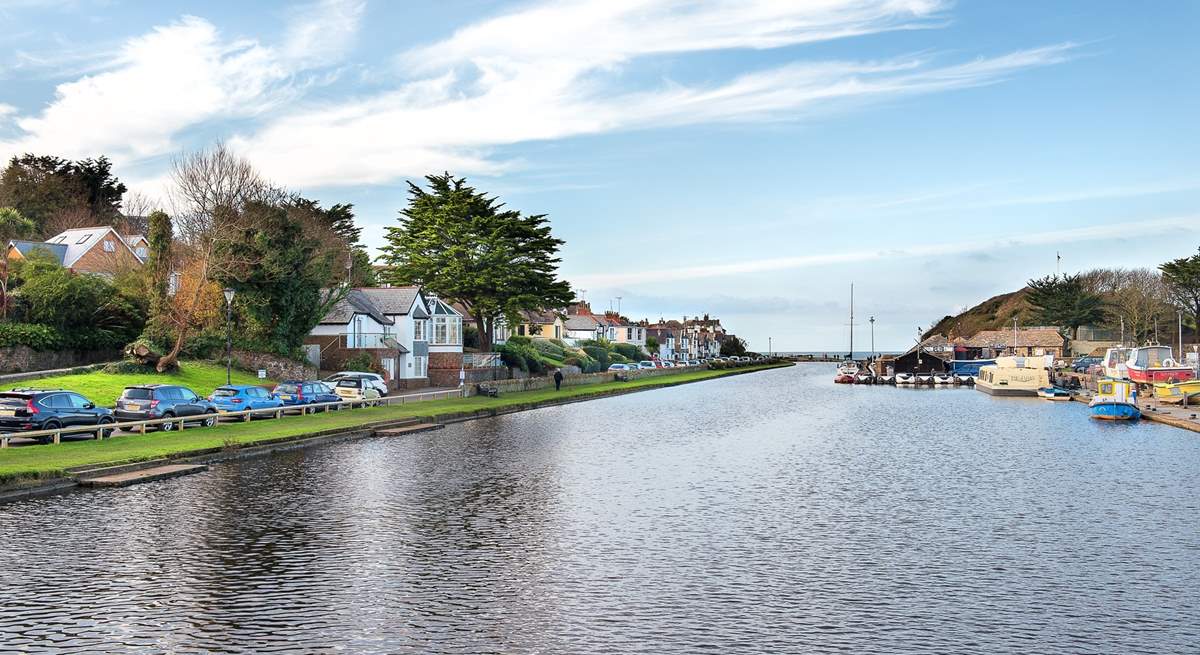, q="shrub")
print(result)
[343,352,375,373]
[612,342,642,361]
[549,338,568,349]
[531,339,566,360]
[102,360,159,375]
[0,323,61,350]
[506,335,532,346]
[183,330,225,359]
[582,345,610,369]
